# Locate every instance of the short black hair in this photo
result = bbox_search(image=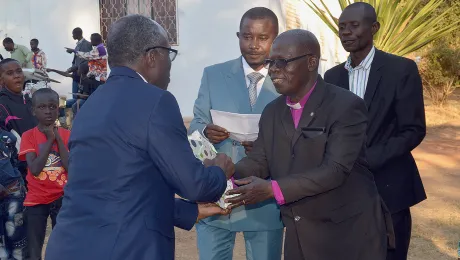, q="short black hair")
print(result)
[32,88,59,106]
[344,2,377,24]
[3,37,13,44]
[239,7,279,34]
[73,27,83,35]
[31,38,39,44]
[91,33,103,43]
[0,58,19,74]
[78,62,89,75]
